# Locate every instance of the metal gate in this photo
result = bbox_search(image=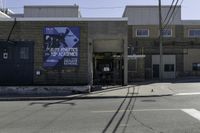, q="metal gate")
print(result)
[0,41,34,85]
[93,53,123,85]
